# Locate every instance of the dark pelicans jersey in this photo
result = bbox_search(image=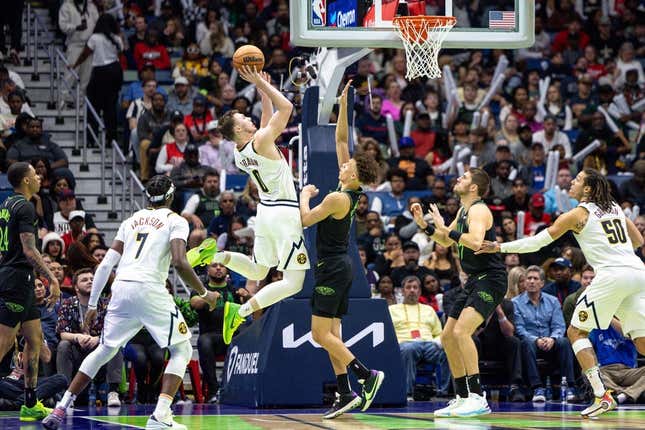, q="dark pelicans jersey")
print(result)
[0,194,37,270]
[316,188,361,258]
[455,201,505,275]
